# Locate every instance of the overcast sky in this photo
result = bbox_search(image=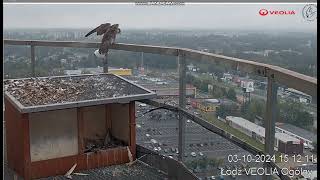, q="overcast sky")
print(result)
[3,3,317,31]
